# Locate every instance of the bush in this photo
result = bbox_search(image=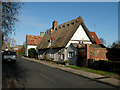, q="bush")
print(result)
[106,48,120,61]
[88,59,120,74]
[64,60,70,63]
[16,51,25,55]
[28,48,37,58]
